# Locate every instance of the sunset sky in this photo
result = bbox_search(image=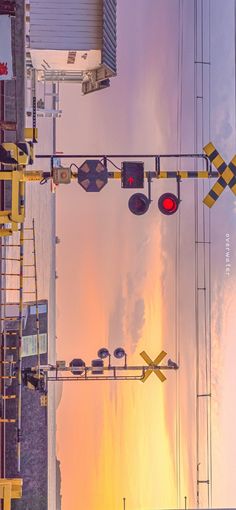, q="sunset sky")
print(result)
[55,1,236,509]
